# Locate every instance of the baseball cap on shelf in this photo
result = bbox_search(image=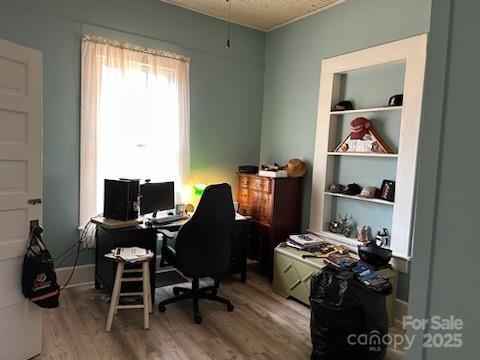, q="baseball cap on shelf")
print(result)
[359,186,378,198]
[350,117,372,140]
[328,184,344,193]
[388,94,403,106]
[342,183,362,196]
[333,100,353,111]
